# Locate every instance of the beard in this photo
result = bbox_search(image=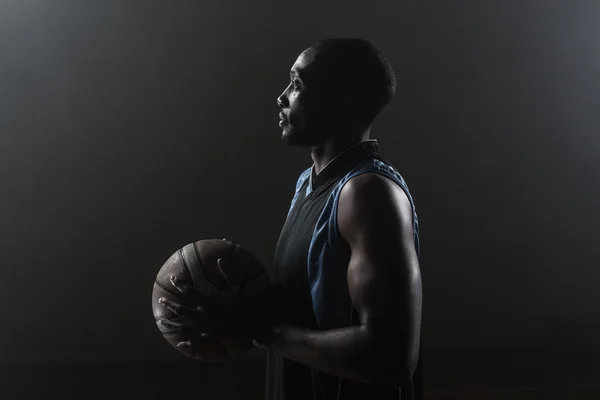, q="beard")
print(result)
[281,125,332,148]
[281,116,337,148]
[282,124,315,147]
